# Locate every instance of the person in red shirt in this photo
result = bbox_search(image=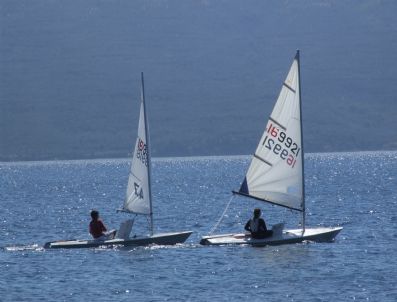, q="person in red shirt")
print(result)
[89,210,116,240]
